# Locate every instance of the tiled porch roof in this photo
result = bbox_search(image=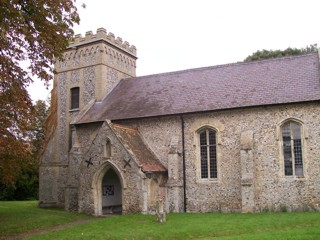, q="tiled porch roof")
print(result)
[111,123,167,173]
